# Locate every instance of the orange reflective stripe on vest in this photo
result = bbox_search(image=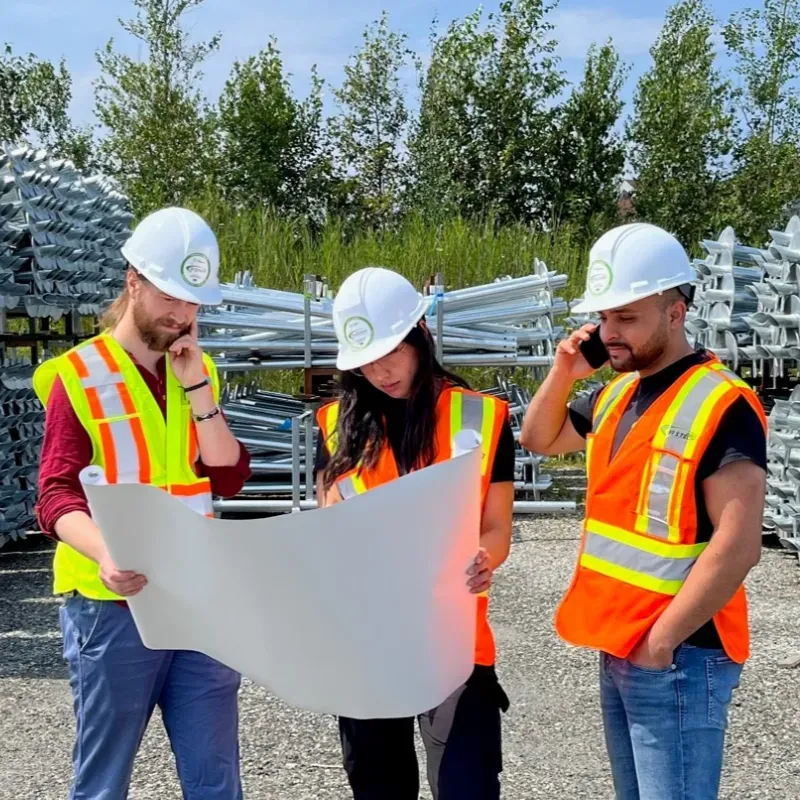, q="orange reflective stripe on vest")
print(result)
[555,358,765,664]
